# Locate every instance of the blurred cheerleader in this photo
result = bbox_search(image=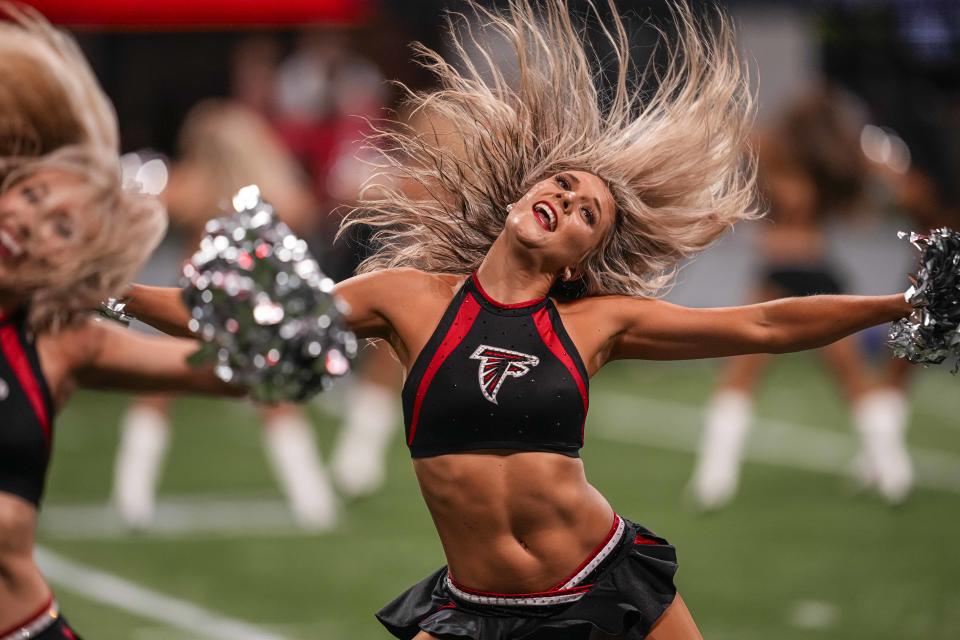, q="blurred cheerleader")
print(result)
[688,88,913,509]
[0,7,241,637]
[111,99,340,531]
[126,1,924,637]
